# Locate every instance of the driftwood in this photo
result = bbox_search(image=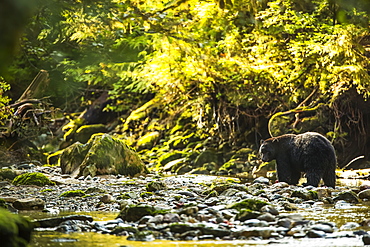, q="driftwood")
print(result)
[17,70,49,102]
